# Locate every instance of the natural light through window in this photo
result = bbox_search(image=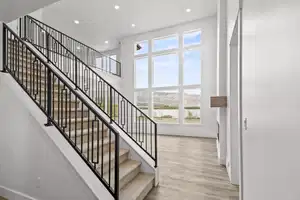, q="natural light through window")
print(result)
[134,29,202,124]
[184,89,201,124]
[153,35,179,52]
[184,49,201,85]
[153,90,179,123]
[183,30,201,47]
[153,54,179,87]
[135,57,148,89]
[135,41,149,55]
